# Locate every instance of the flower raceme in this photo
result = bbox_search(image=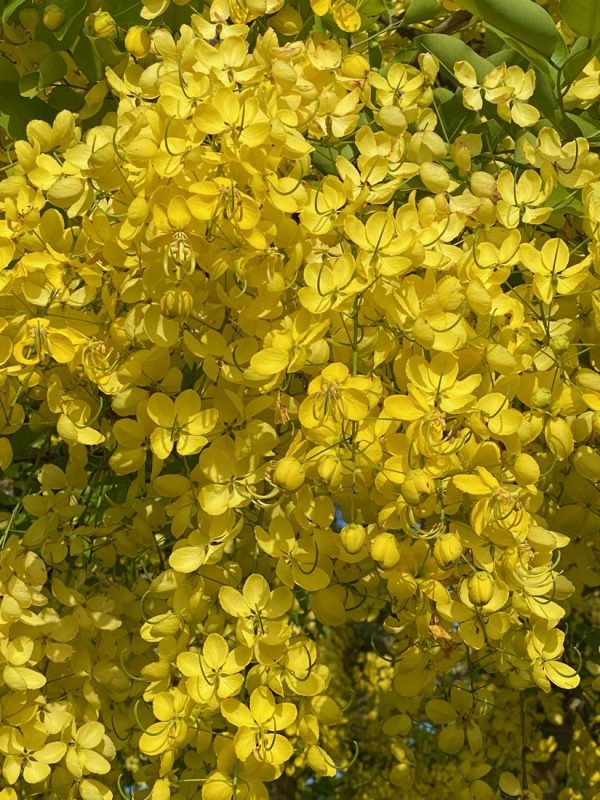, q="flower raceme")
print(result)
[0,2,597,800]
